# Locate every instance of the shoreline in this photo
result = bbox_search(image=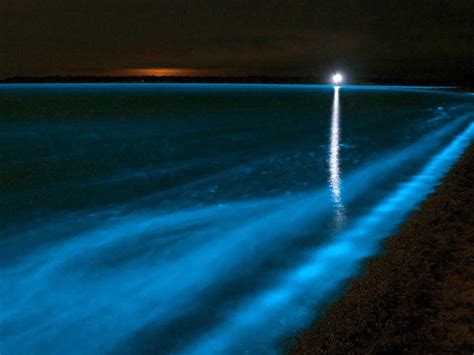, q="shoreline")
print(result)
[292,144,474,353]
[0,77,472,92]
